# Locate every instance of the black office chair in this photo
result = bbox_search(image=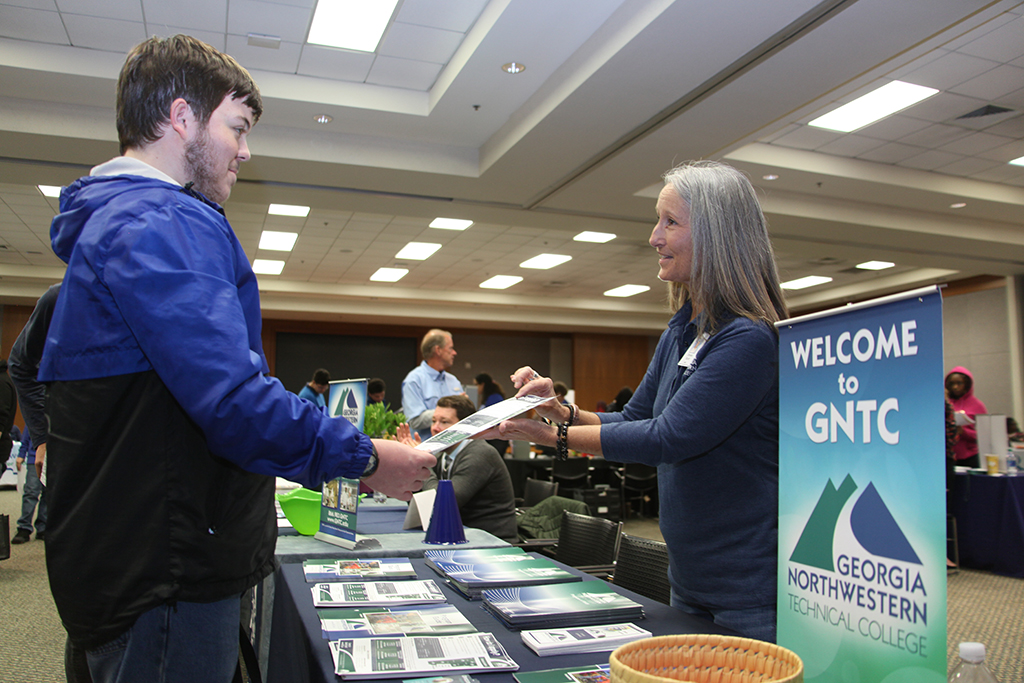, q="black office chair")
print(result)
[520,478,559,508]
[551,510,621,574]
[619,462,658,518]
[551,458,592,493]
[611,533,671,604]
